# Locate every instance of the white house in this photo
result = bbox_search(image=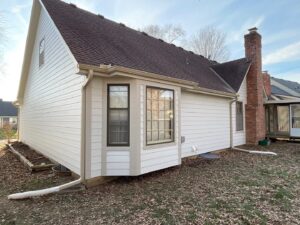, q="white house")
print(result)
[0,99,18,129]
[17,0,280,184]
